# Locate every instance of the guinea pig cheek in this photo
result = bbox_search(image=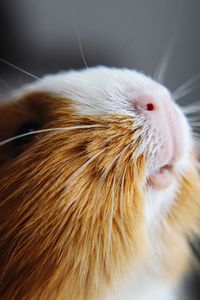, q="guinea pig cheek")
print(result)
[145,101,185,190]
